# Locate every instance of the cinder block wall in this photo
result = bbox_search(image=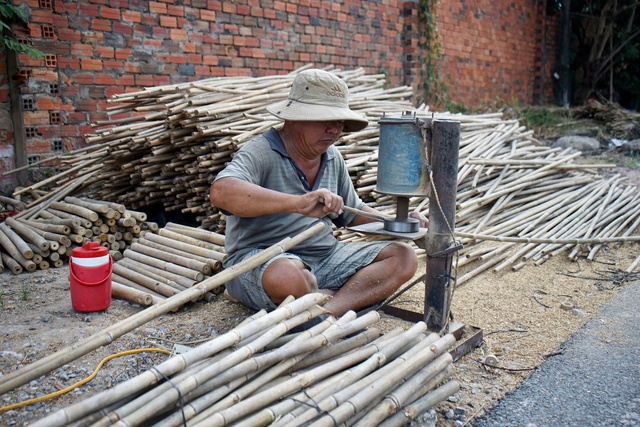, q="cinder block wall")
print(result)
[0,0,557,184]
